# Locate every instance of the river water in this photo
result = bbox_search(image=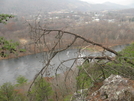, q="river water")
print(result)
[0,44,129,85]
